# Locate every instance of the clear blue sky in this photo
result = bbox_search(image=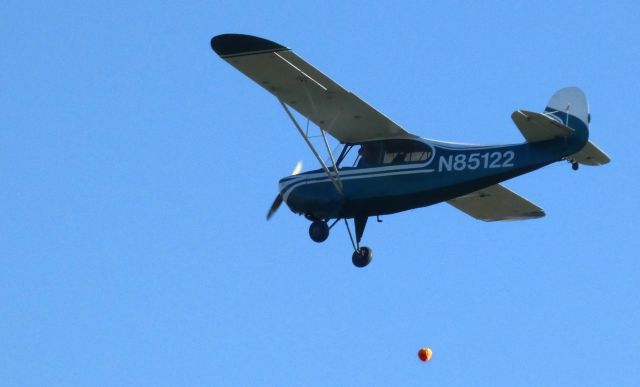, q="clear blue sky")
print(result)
[2,1,639,386]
